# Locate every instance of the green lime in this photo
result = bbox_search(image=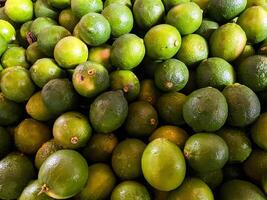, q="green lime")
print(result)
[168,178,214,200]
[237,6,267,44]
[234,44,256,65]
[196,57,236,90]
[38,150,88,199]
[192,0,209,10]
[222,84,261,127]
[112,139,146,180]
[102,4,133,37]
[47,0,70,9]
[0,20,15,42]
[111,181,151,200]
[71,0,103,18]
[110,70,140,101]
[166,2,203,35]
[75,13,111,46]
[142,138,186,191]
[30,17,57,37]
[20,21,33,43]
[15,118,51,154]
[210,23,247,62]
[184,133,229,172]
[238,55,267,92]
[193,169,223,189]
[133,0,165,29]
[0,35,7,57]
[154,59,189,92]
[247,0,267,9]
[26,42,46,64]
[262,174,267,194]
[251,113,267,150]
[34,0,58,20]
[53,112,92,149]
[5,0,33,23]
[72,61,109,98]
[30,58,66,88]
[176,34,208,67]
[217,128,252,163]
[88,45,112,71]
[196,19,219,39]
[138,79,160,106]
[1,67,35,103]
[0,127,11,159]
[162,0,190,10]
[111,33,145,69]
[1,47,29,69]
[0,7,15,26]
[59,9,79,32]
[207,0,247,22]
[144,24,181,60]
[125,101,158,137]
[76,163,116,200]
[183,87,228,132]
[149,125,188,148]
[54,36,88,69]
[104,0,132,7]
